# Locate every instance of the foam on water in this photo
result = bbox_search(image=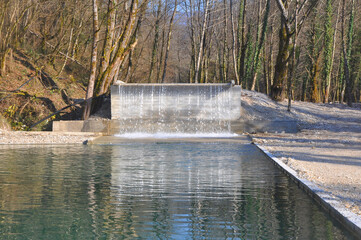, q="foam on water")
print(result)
[115,132,239,139]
